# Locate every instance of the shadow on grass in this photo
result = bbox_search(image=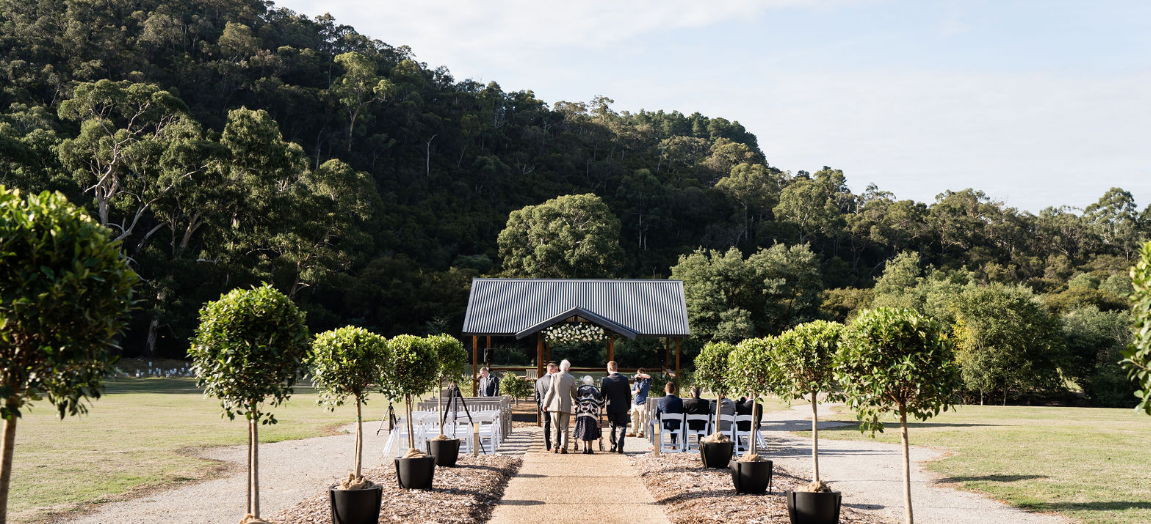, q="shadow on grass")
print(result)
[943,474,1048,483]
[1019,501,1151,513]
[104,377,320,396]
